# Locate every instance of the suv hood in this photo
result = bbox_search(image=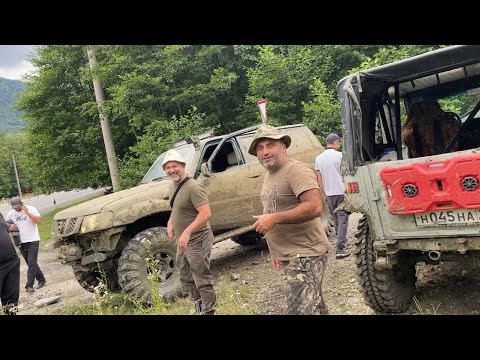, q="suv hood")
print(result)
[53,180,172,220]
